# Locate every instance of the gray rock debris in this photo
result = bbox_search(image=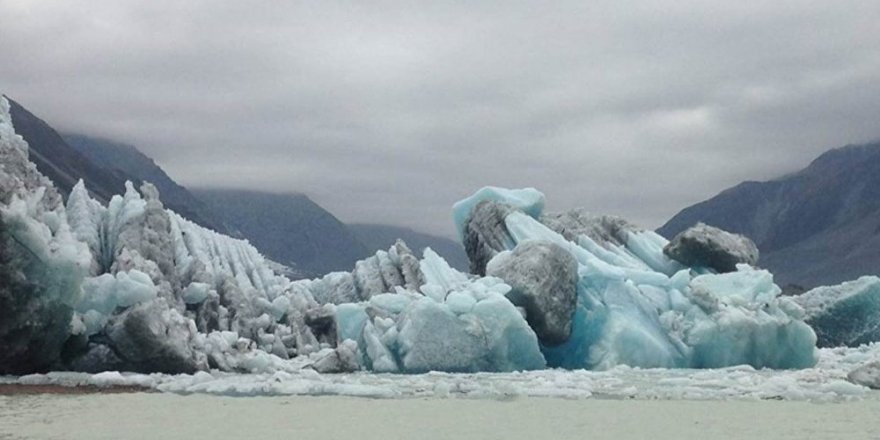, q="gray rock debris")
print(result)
[847,361,880,389]
[487,241,578,346]
[541,209,641,246]
[311,339,360,373]
[663,223,759,273]
[462,201,516,275]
